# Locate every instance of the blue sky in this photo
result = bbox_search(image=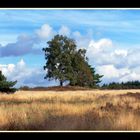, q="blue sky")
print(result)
[1,9,140,87]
